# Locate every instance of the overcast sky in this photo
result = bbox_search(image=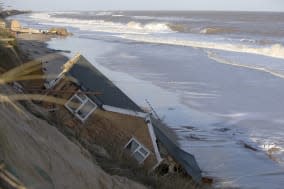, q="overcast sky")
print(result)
[3,0,284,12]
